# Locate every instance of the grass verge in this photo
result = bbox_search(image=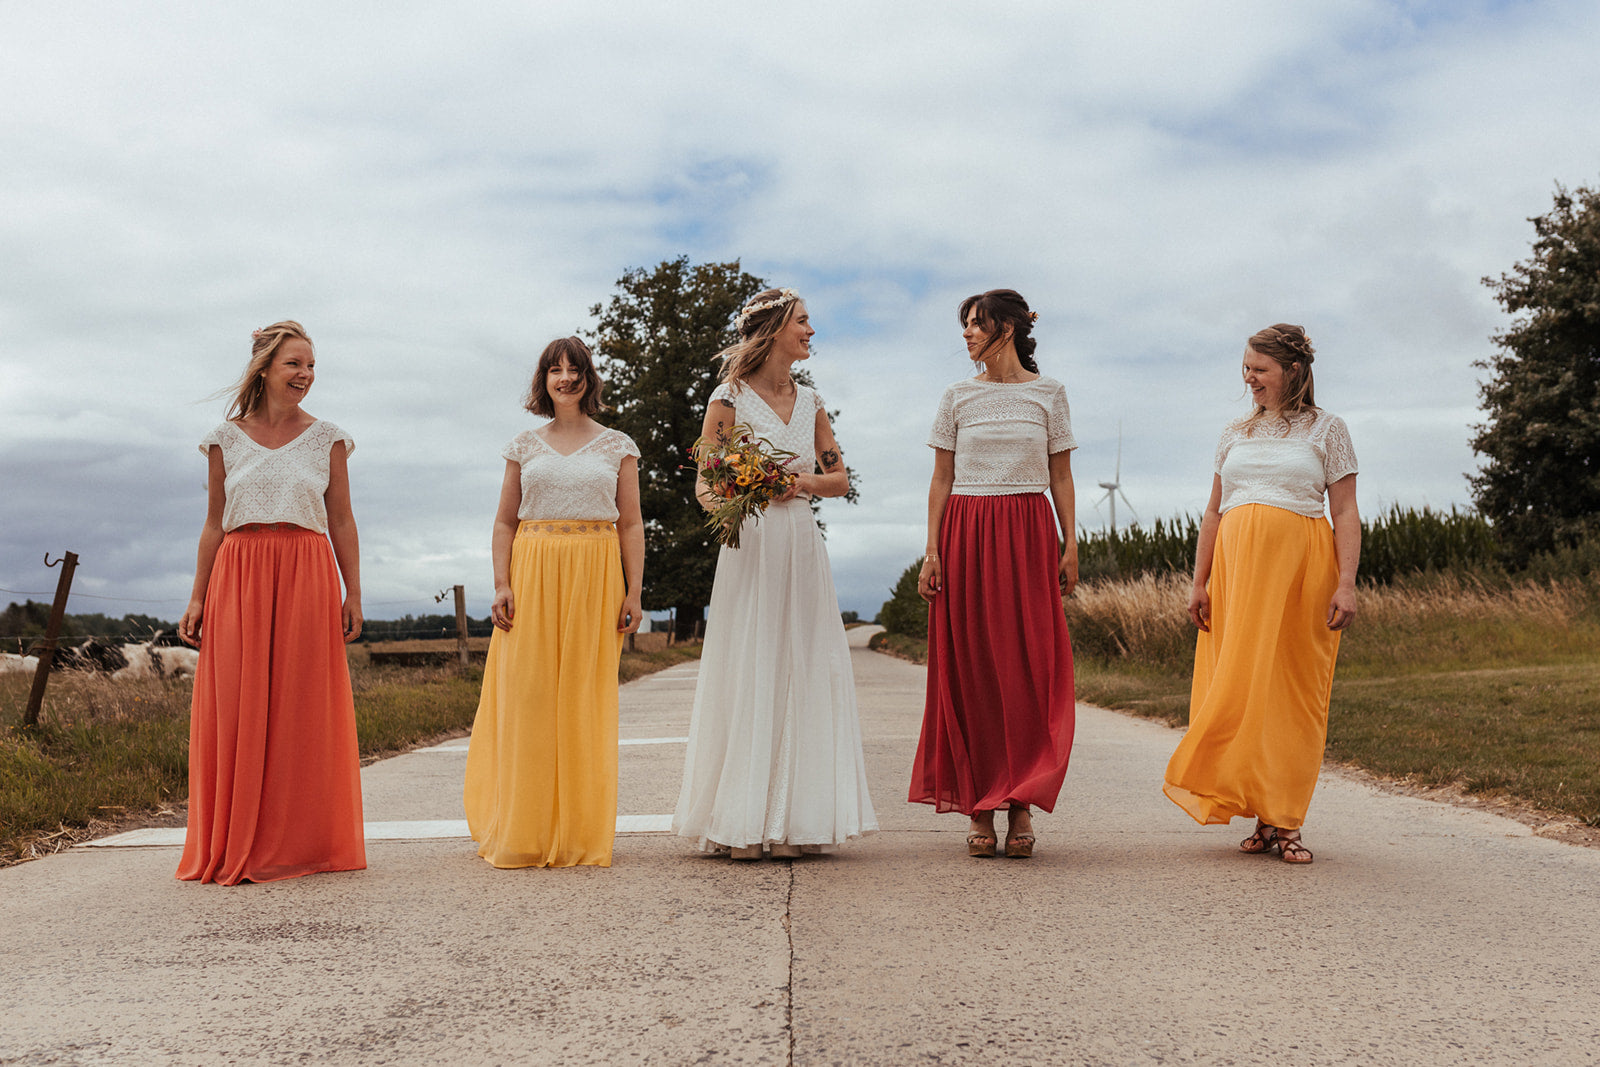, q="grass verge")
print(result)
[1,642,704,866]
